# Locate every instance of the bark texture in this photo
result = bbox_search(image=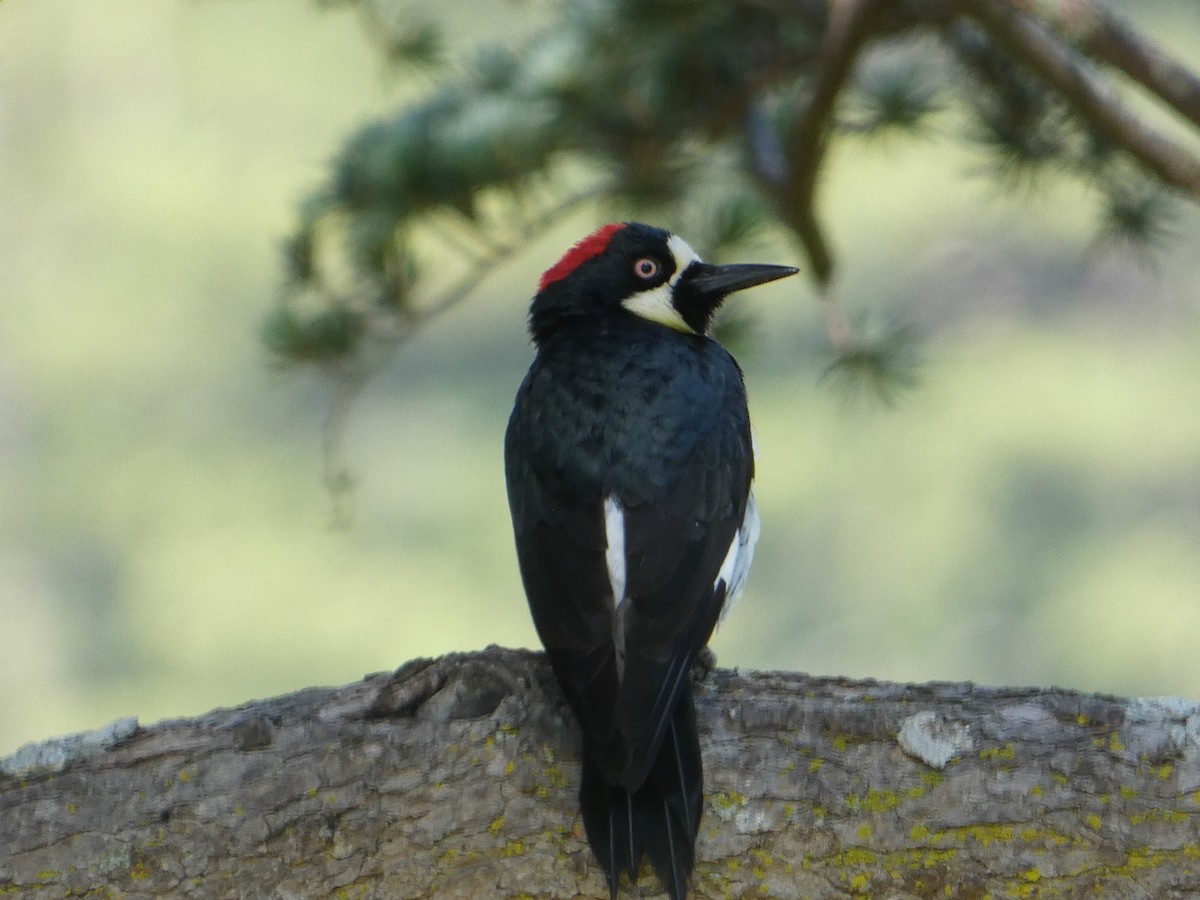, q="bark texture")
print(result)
[3,646,1200,898]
